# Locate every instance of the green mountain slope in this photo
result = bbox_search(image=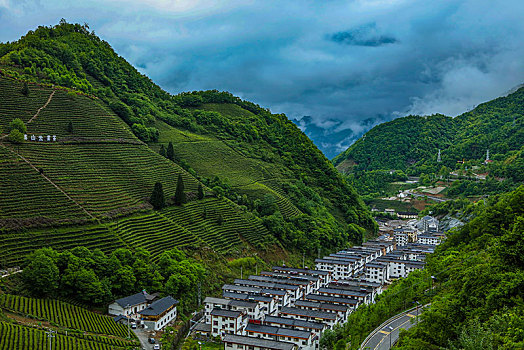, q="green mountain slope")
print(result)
[333,88,524,176]
[0,21,374,265]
